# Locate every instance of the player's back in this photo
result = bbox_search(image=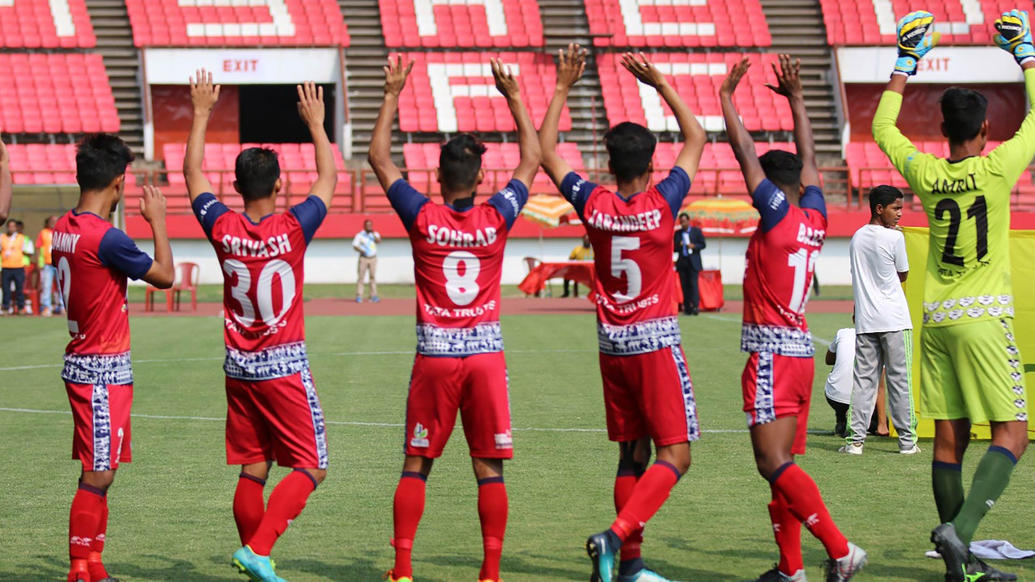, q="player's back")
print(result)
[742,179,827,357]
